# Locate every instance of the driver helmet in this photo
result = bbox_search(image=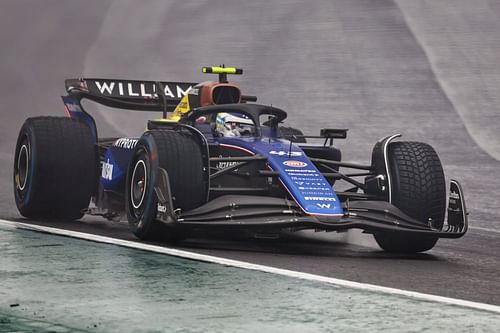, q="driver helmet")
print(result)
[215,112,254,137]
